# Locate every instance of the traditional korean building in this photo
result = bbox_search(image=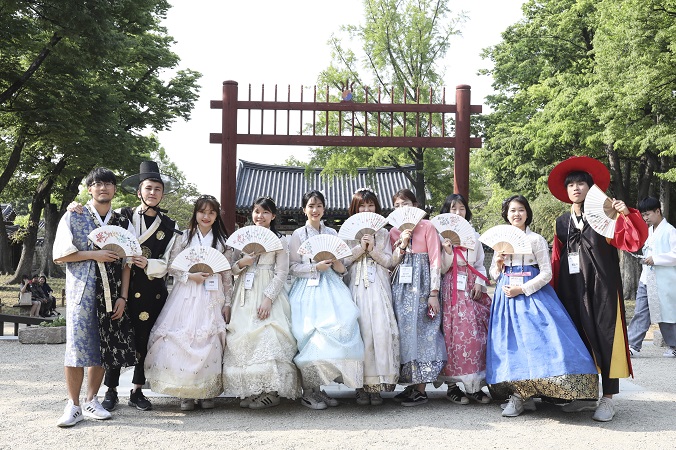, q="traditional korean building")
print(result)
[234,160,421,232]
